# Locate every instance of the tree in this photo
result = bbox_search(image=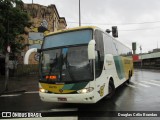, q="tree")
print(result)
[0,0,30,91]
[0,0,30,53]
